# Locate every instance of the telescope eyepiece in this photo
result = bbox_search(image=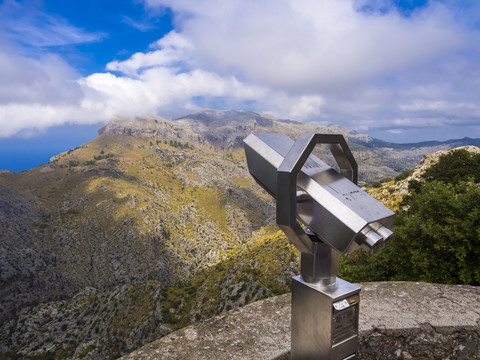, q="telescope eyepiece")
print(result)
[356,222,394,253]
